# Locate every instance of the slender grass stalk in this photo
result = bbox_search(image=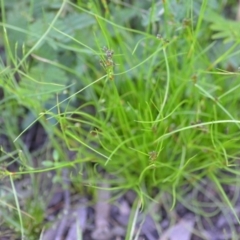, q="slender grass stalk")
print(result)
[9,174,24,238]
